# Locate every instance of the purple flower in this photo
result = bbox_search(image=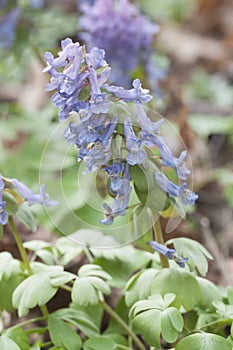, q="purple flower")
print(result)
[44,39,111,121]
[78,118,118,173]
[155,136,190,181]
[104,161,124,192]
[148,240,188,268]
[136,104,190,180]
[0,7,21,49]
[104,79,152,103]
[100,162,131,225]
[124,117,146,165]
[0,176,8,225]
[79,0,159,87]
[154,172,198,206]
[12,179,58,207]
